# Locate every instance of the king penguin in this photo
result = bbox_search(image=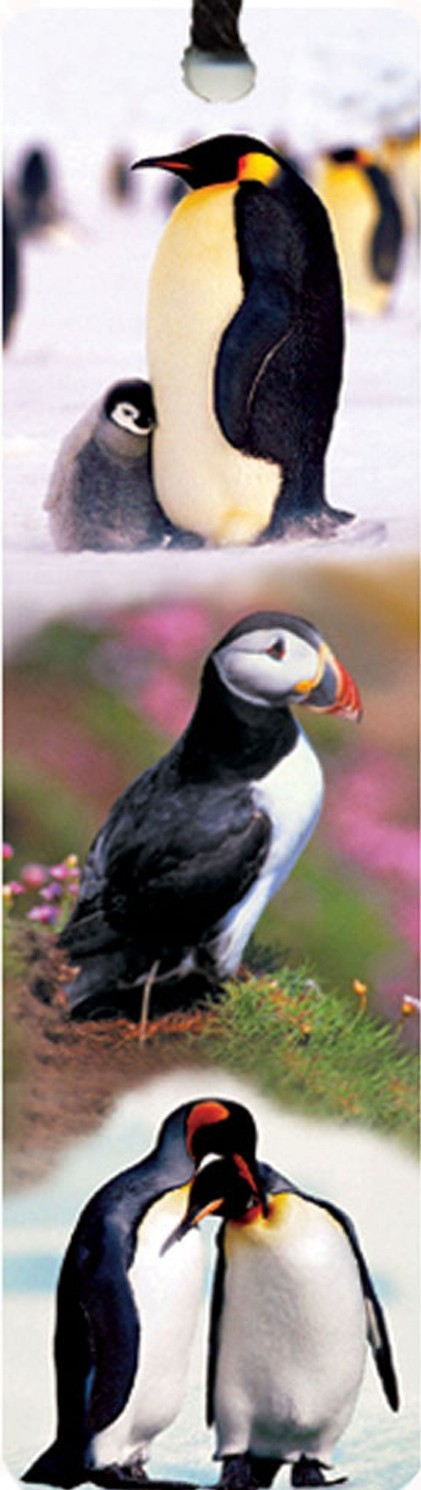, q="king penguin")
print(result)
[22,1096,259,1489]
[313,147,403,316]
[44,379,172,551]
[168,1142,399,1488]
[58,611,361,1021]
[133,134,350,543]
